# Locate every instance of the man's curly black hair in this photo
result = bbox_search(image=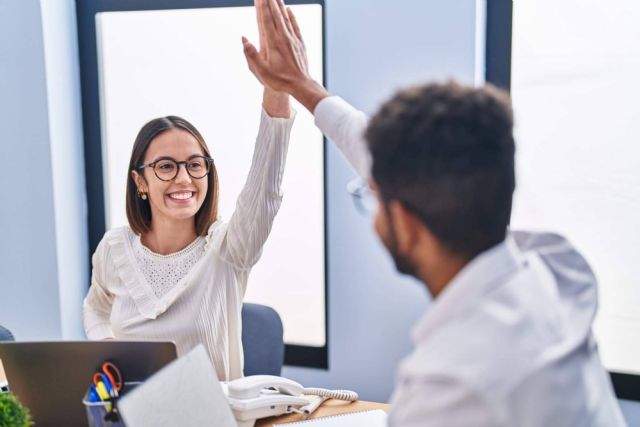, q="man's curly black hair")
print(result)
[366,81,516,258]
